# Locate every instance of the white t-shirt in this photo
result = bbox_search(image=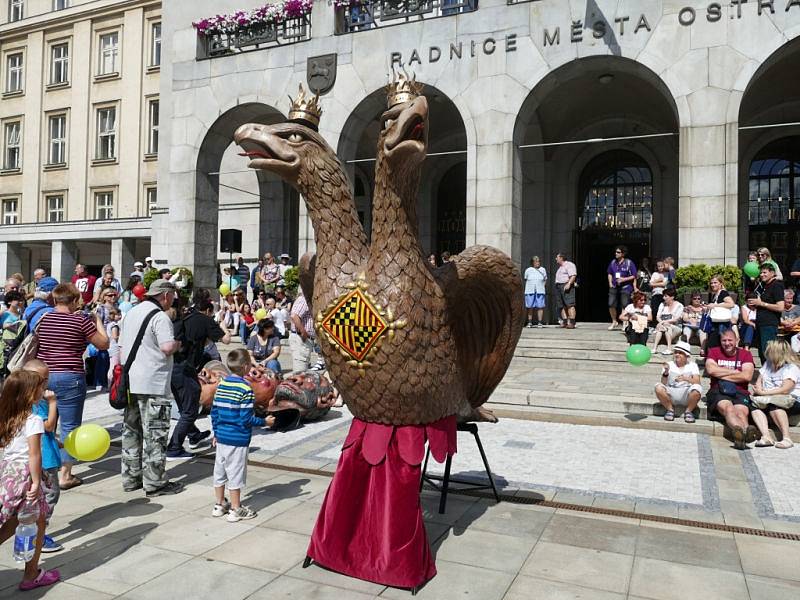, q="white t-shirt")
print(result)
[650,272,667,294]
[657,301,684,323]
[271,307,289,336]
[524,267,547,295]
[622,303,652,319]
[1,414,44,463]
[666,361,700,388]
[759,362,800,399]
